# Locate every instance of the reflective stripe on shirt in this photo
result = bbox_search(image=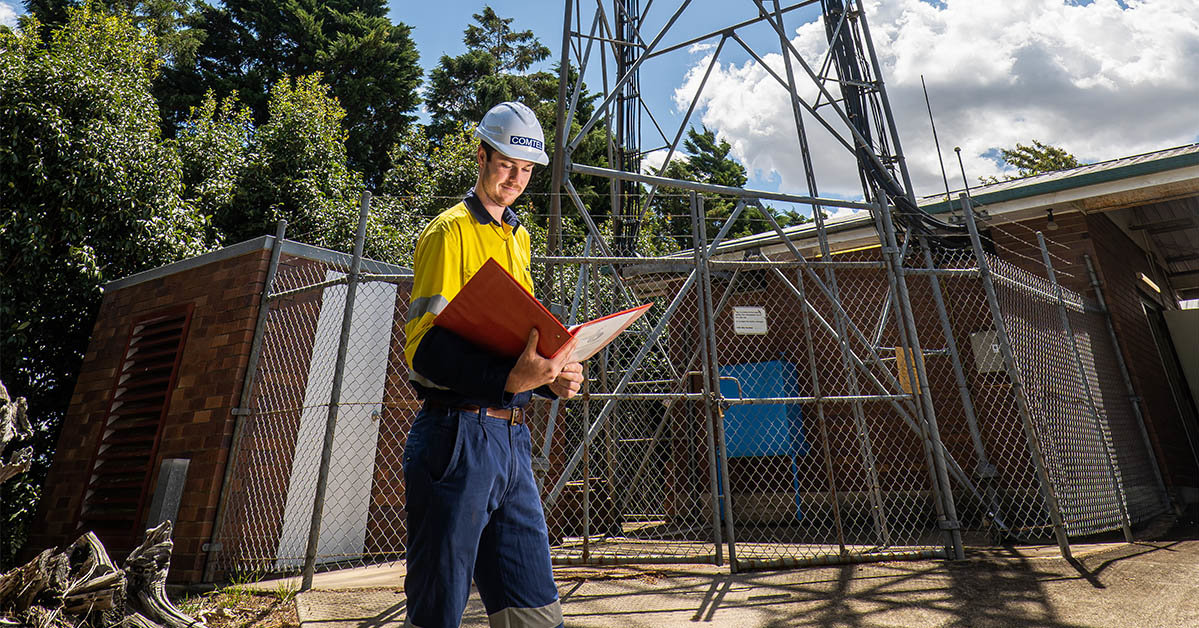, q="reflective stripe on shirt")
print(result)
[403,191,534,390]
